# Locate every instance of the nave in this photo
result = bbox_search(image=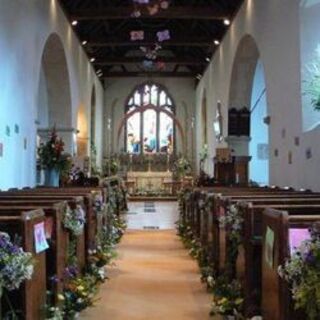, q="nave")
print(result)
[81,202,212,320]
